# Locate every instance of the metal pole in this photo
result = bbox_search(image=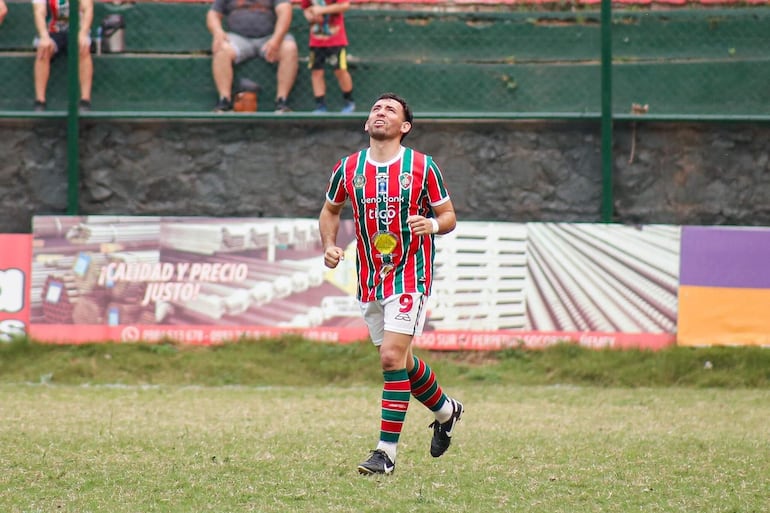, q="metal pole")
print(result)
[600,0,613,223]
[66,0,80,214]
